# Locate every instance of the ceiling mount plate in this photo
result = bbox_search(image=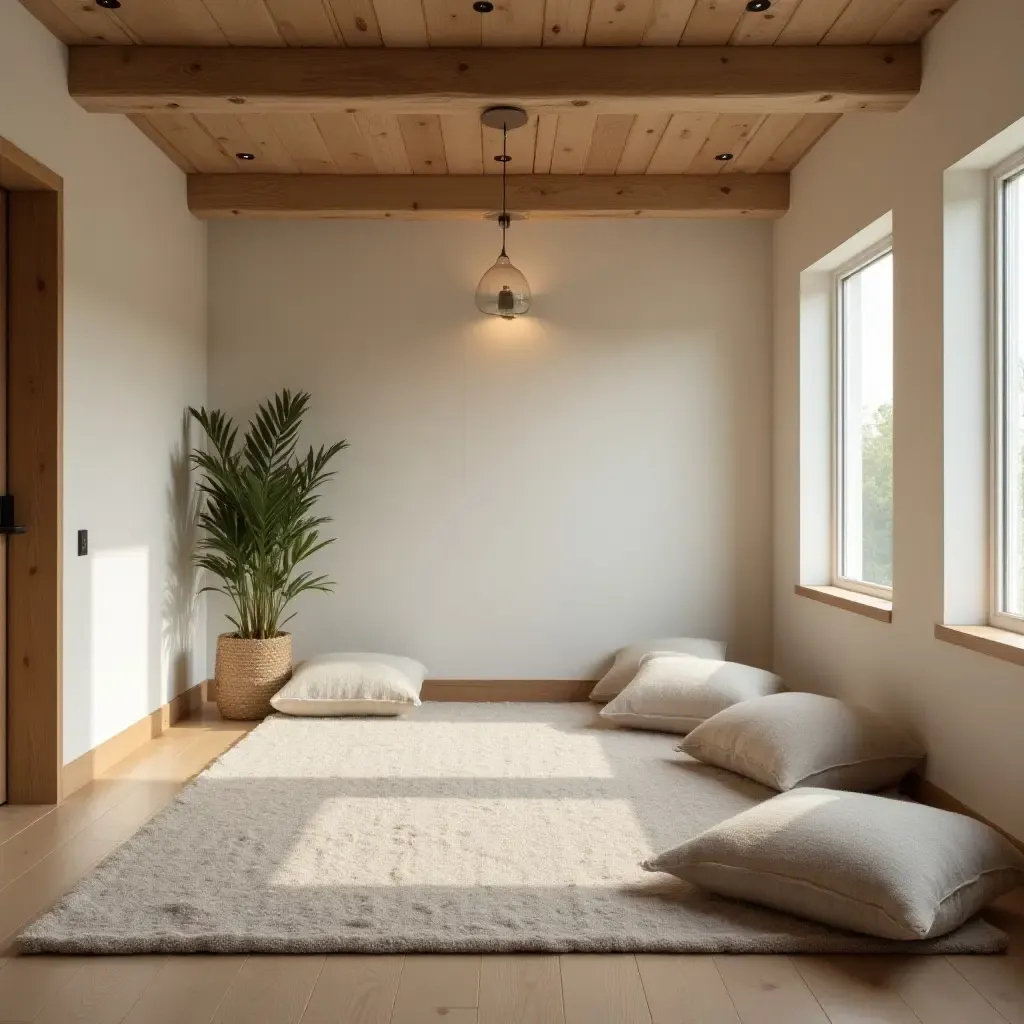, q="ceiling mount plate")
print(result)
[480,106,529,131]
